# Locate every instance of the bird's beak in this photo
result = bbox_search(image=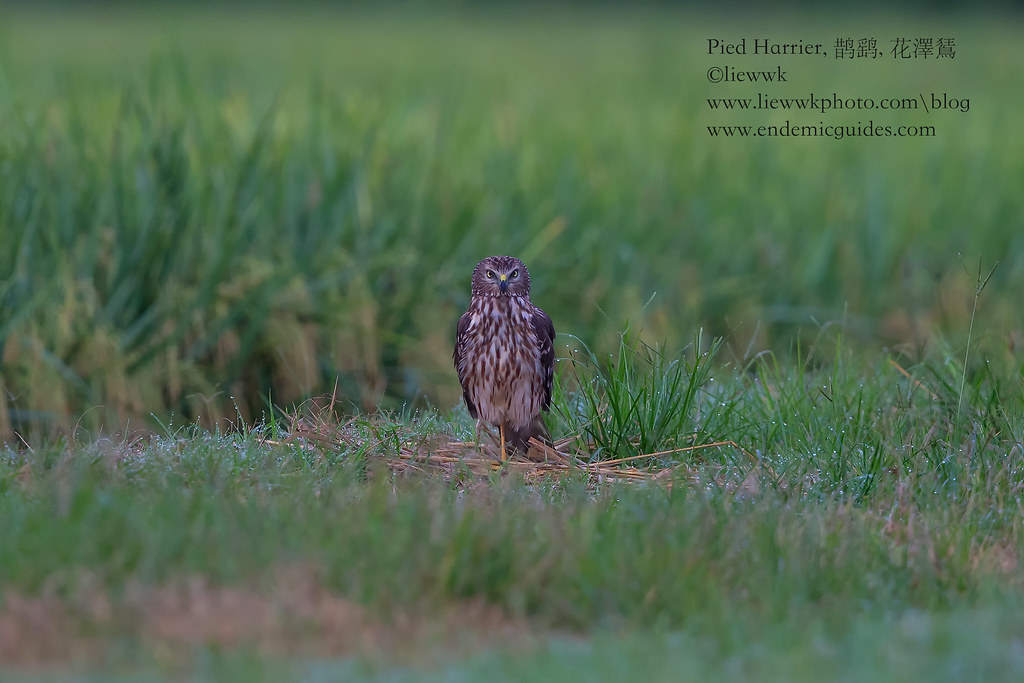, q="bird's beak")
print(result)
[498,273,508,293]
